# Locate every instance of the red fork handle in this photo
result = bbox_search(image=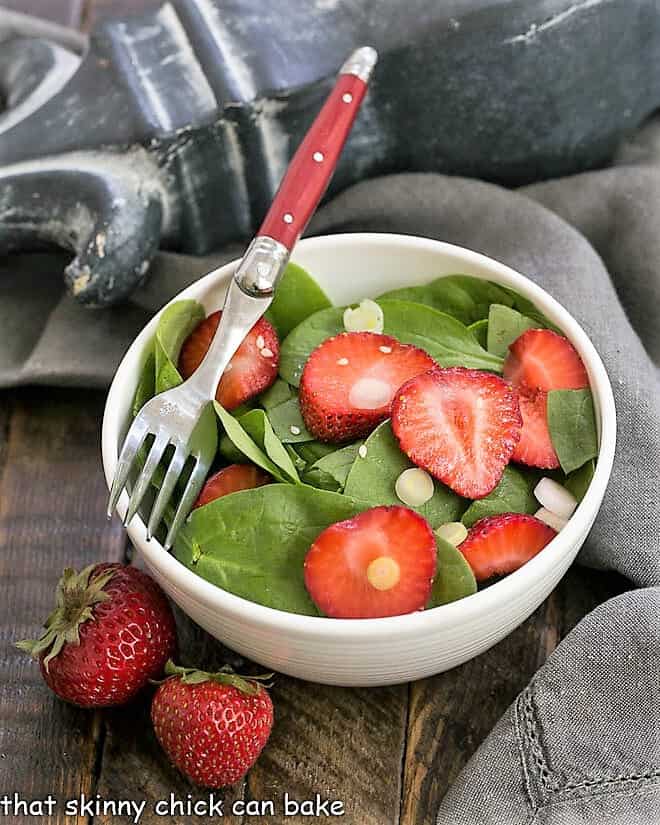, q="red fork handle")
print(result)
[257,46,377,250]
